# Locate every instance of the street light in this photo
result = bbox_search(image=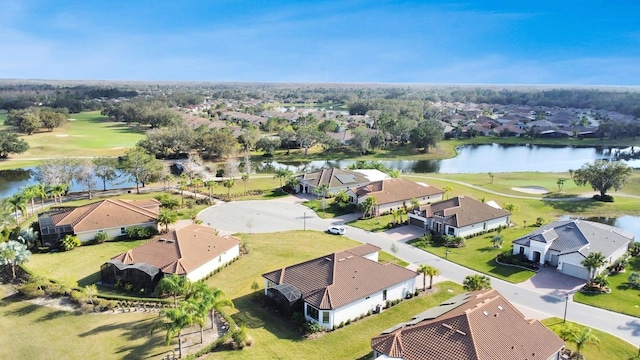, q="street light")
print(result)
[563,294,569,323]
